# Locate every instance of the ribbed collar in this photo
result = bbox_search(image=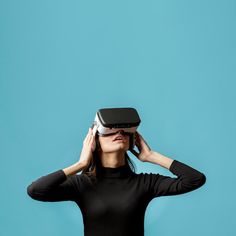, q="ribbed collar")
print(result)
[97,164,133,178]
